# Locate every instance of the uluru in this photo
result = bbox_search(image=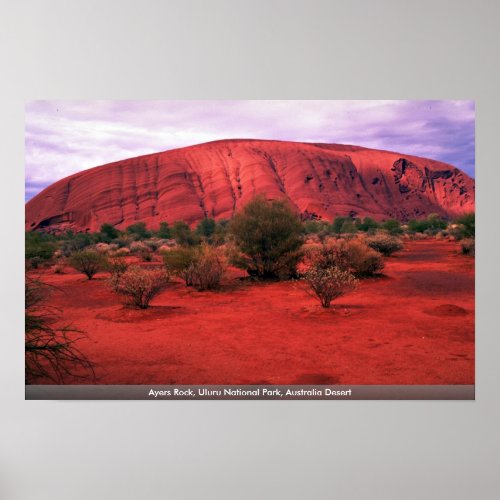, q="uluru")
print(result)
[25,139,475,232]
